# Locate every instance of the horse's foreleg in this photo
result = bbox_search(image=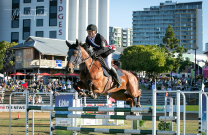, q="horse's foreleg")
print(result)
[74,81,87,97]
[87,81,97,99]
